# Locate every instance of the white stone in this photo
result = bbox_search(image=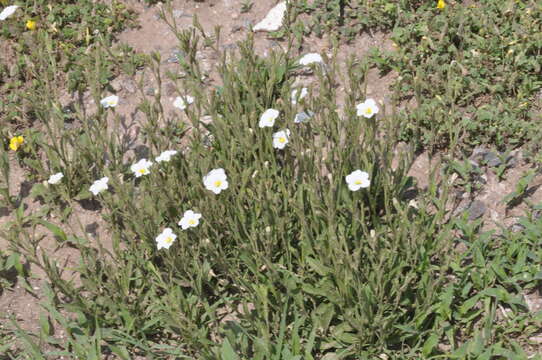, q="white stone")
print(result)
[253,2,286,32]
